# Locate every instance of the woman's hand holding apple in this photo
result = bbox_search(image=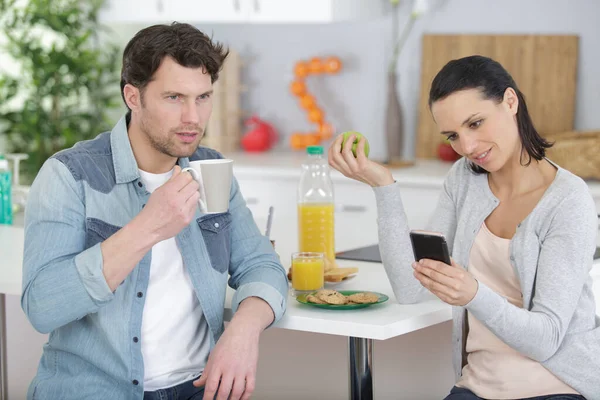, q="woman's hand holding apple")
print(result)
[327,132,395,187]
